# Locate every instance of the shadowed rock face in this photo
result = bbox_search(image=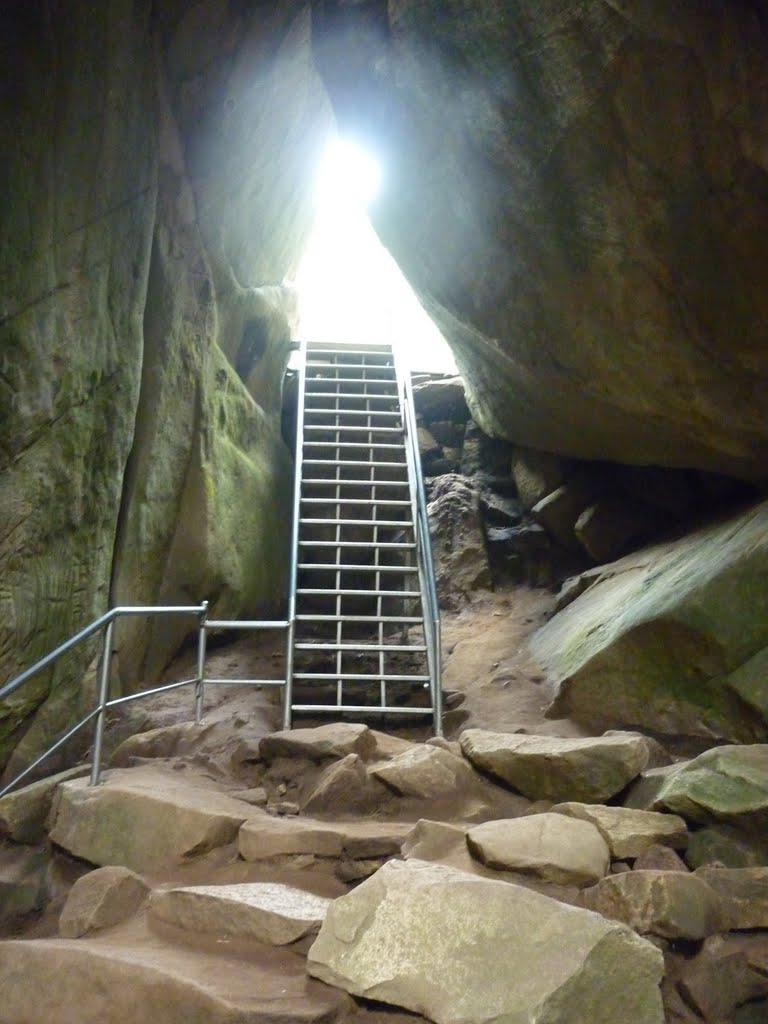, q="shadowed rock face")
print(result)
[313,0,768,477]
[0,1,333,774]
